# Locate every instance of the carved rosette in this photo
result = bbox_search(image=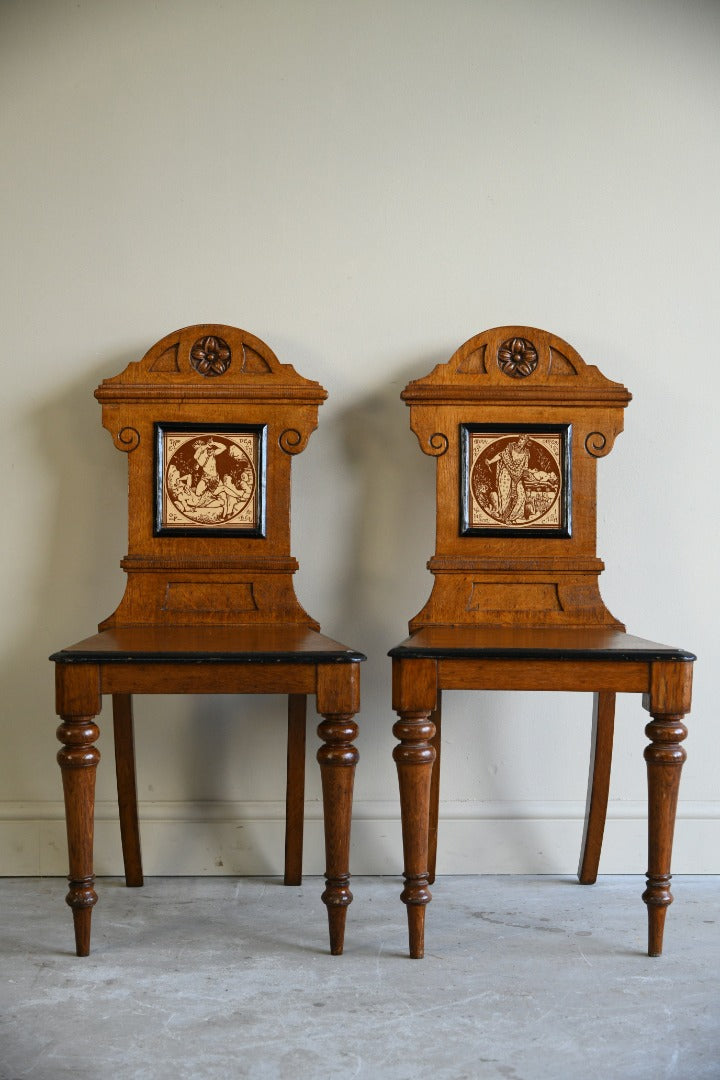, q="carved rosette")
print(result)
[190,335,232,377]
[497,337,538,378]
